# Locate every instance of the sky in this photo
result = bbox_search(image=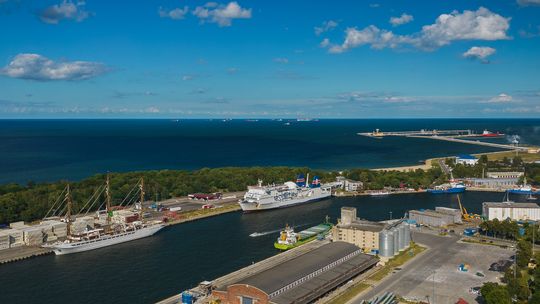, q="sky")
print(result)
[0,0,539,118]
